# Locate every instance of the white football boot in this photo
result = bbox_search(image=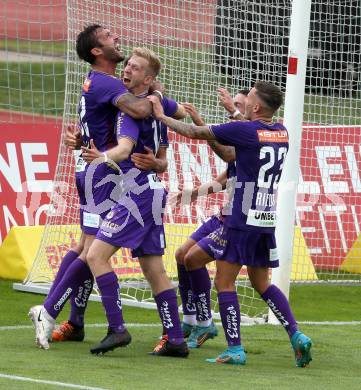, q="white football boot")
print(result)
[28,305,55,349]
